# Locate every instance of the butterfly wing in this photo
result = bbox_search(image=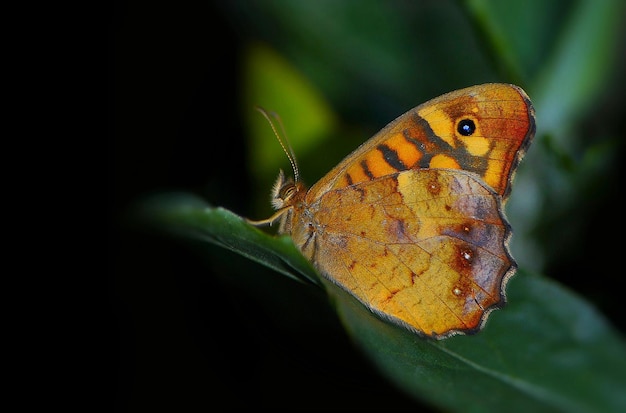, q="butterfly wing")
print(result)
[297,168,514,338]
[307,83,535,203]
